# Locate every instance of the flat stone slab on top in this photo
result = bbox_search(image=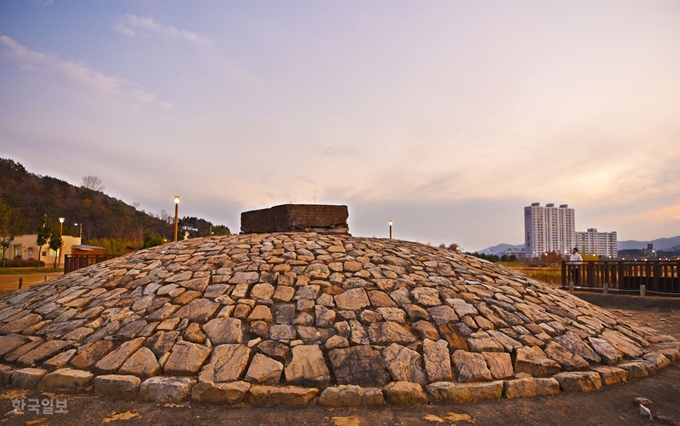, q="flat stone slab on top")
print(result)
[241,204,349,234]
